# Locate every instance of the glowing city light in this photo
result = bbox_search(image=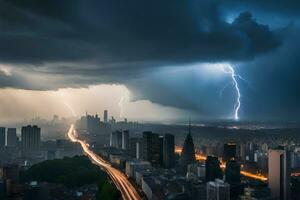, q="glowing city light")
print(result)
[67,124,142,200]
[175,146,268,181]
